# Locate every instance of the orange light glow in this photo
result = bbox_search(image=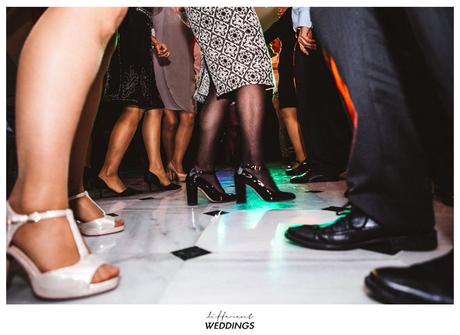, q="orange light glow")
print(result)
[323,52,358,130]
